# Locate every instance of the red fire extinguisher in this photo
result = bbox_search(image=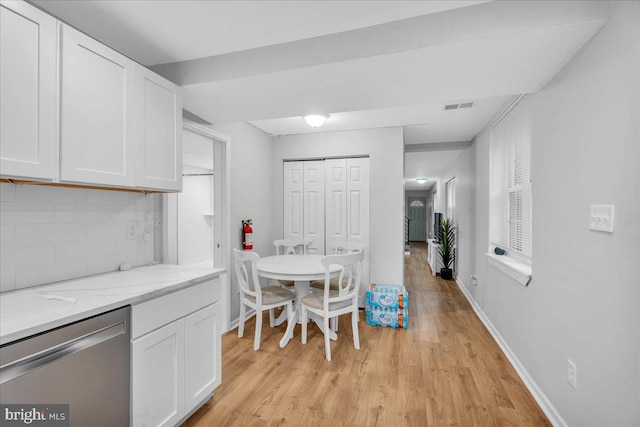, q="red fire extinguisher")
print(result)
[242,219,253,250]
